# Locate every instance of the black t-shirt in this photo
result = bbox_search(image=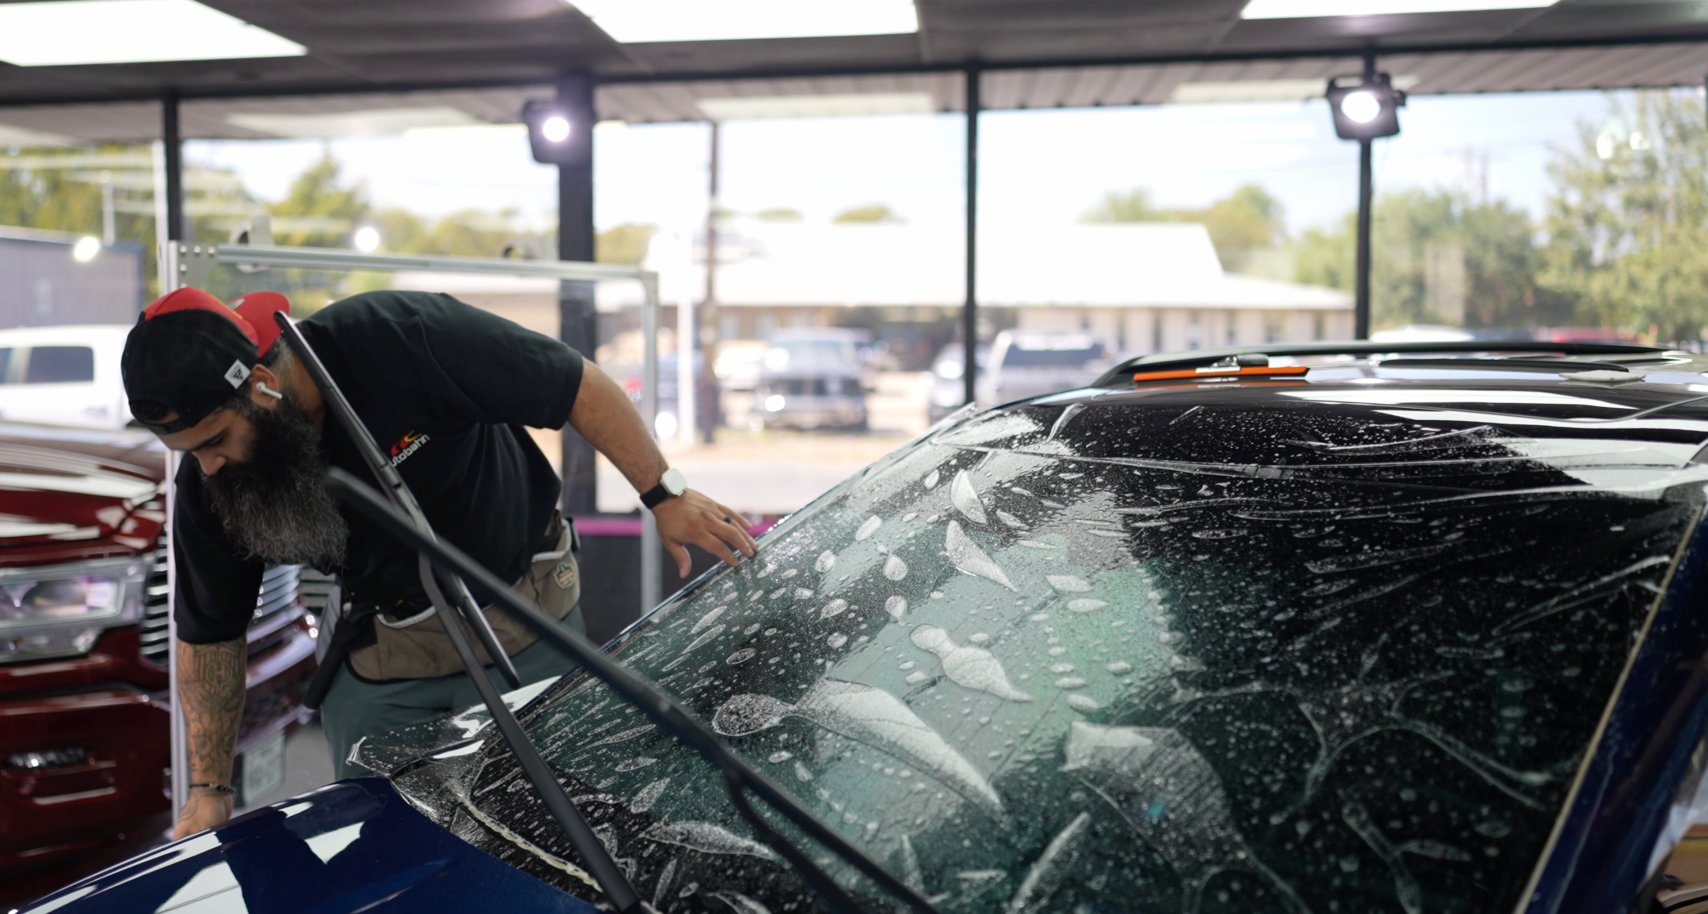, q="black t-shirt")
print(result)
[172,290,584,645]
